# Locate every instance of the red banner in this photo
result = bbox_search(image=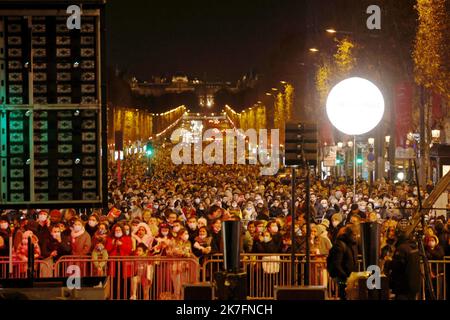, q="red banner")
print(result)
[431,92,443,122]
[394,82,413,147]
